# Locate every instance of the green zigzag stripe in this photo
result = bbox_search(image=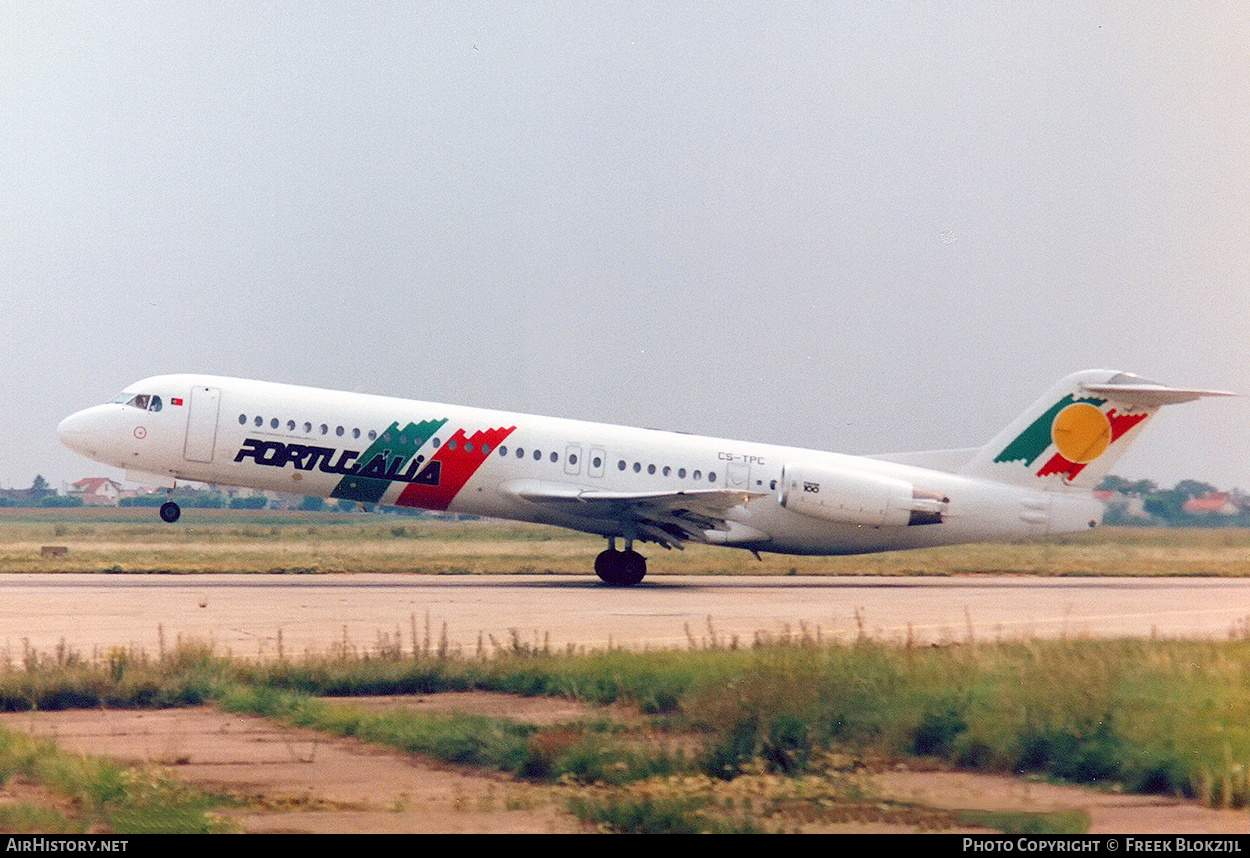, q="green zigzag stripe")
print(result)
[993,395,1106,466]
[331,418,447,503]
